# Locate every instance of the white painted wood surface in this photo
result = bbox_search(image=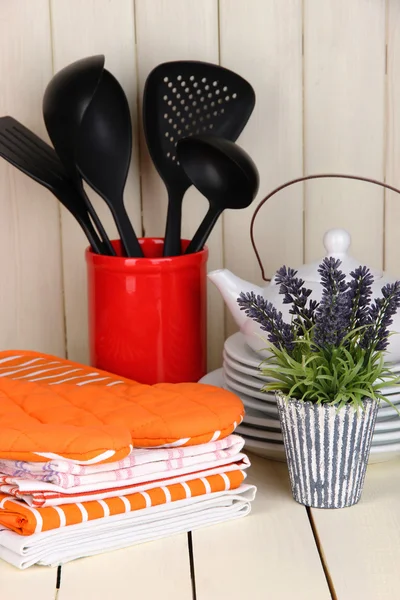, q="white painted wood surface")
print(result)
[220,0,304,337]
[385,0,400,277]
[303,0,386,271]
[0,0,65,357]
[0,560,57,600]
[58,534,192,600]
[192,454,331,600]
[310,457,400,600]
[0,1,399,377]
